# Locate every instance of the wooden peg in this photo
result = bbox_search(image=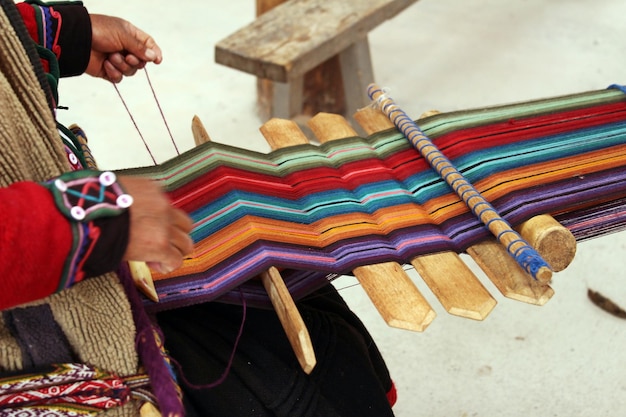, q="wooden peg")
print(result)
[192,115,212,146]
[466,240,554,306]
[260,118,310,147]
[261,267,316,373]
[410,252,496,320]
[193,116,317,373]
[308,112,436,330]
[257,118,317,372]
